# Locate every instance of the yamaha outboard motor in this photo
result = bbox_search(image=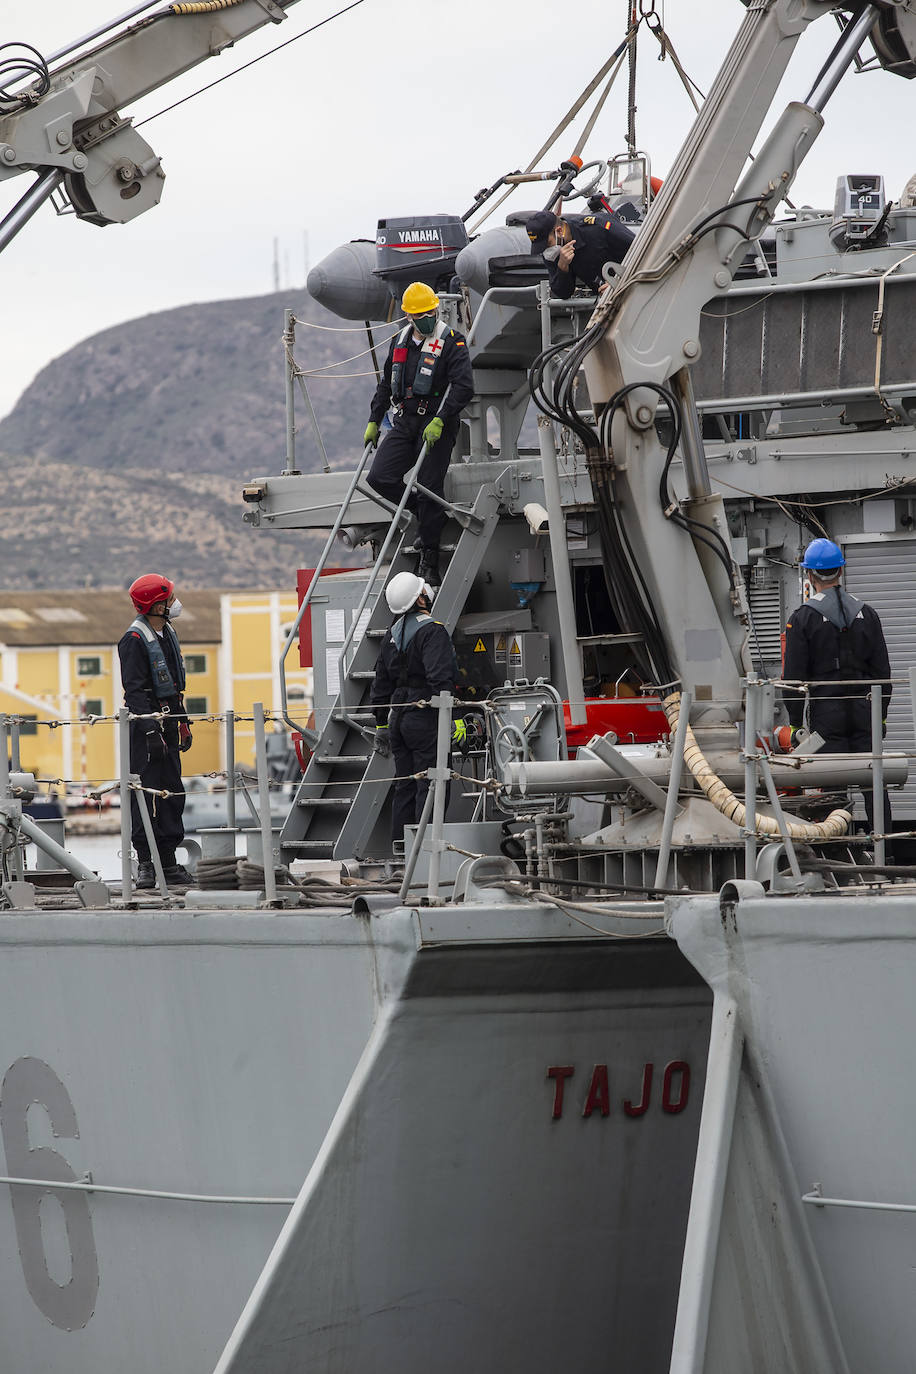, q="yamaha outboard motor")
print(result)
[374,215,469,294]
